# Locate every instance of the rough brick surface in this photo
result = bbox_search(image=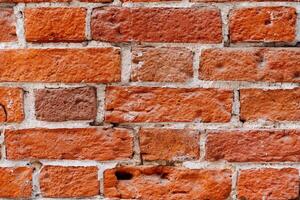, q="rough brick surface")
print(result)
[5,128,133,161]
[139,128,200,161]
[0,87,24,123]
[105,86,233,123]
[40,166,99,198]
[25,8,86,42]
[230,7,296,43]
[0,167,32,198]
[240,88,300,122]
[200,48,300,83]
[35,87,97,121]
[91,7,222,43]
[0,48,120,83]
[131,47,193,82]
[206,130,300,162]
[238,168,299,200]
[0,8,16,42]
[104,166,232,199]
